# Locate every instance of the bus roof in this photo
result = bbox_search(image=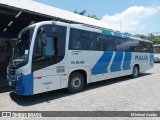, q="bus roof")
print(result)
[31,21,153,43]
